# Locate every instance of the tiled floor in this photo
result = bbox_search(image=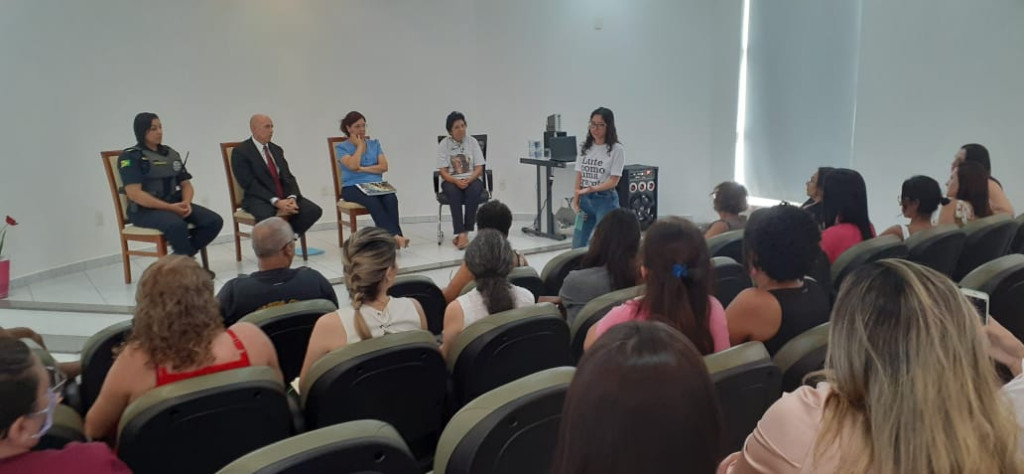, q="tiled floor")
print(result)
[0,220,571,356]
